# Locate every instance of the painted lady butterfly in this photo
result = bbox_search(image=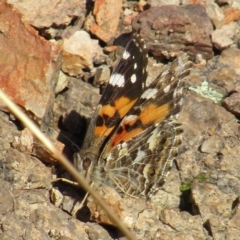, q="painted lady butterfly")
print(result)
[73,33,191,198]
